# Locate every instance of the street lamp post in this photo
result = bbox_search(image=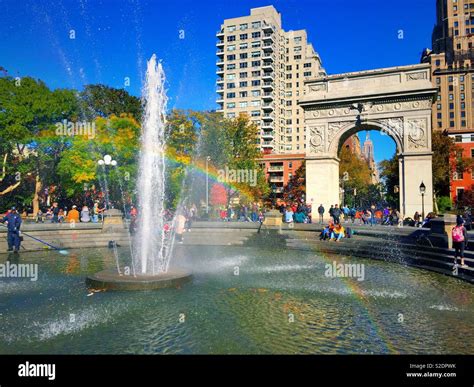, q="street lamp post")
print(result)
[98,154,117,210]
[205,156,211,216]
[419,181,426,220]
